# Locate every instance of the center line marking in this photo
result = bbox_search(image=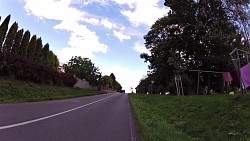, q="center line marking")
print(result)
[0,94,116,130]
